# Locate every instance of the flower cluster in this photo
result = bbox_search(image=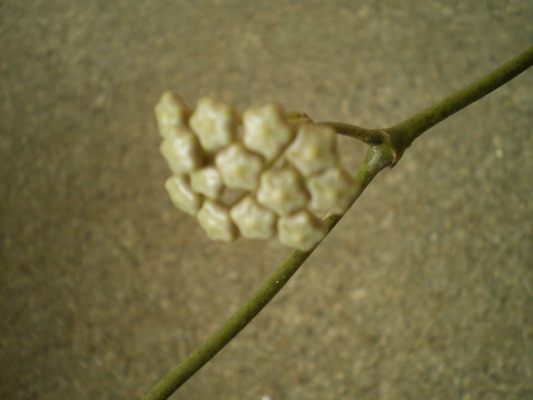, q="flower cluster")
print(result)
[155,91,357,250]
